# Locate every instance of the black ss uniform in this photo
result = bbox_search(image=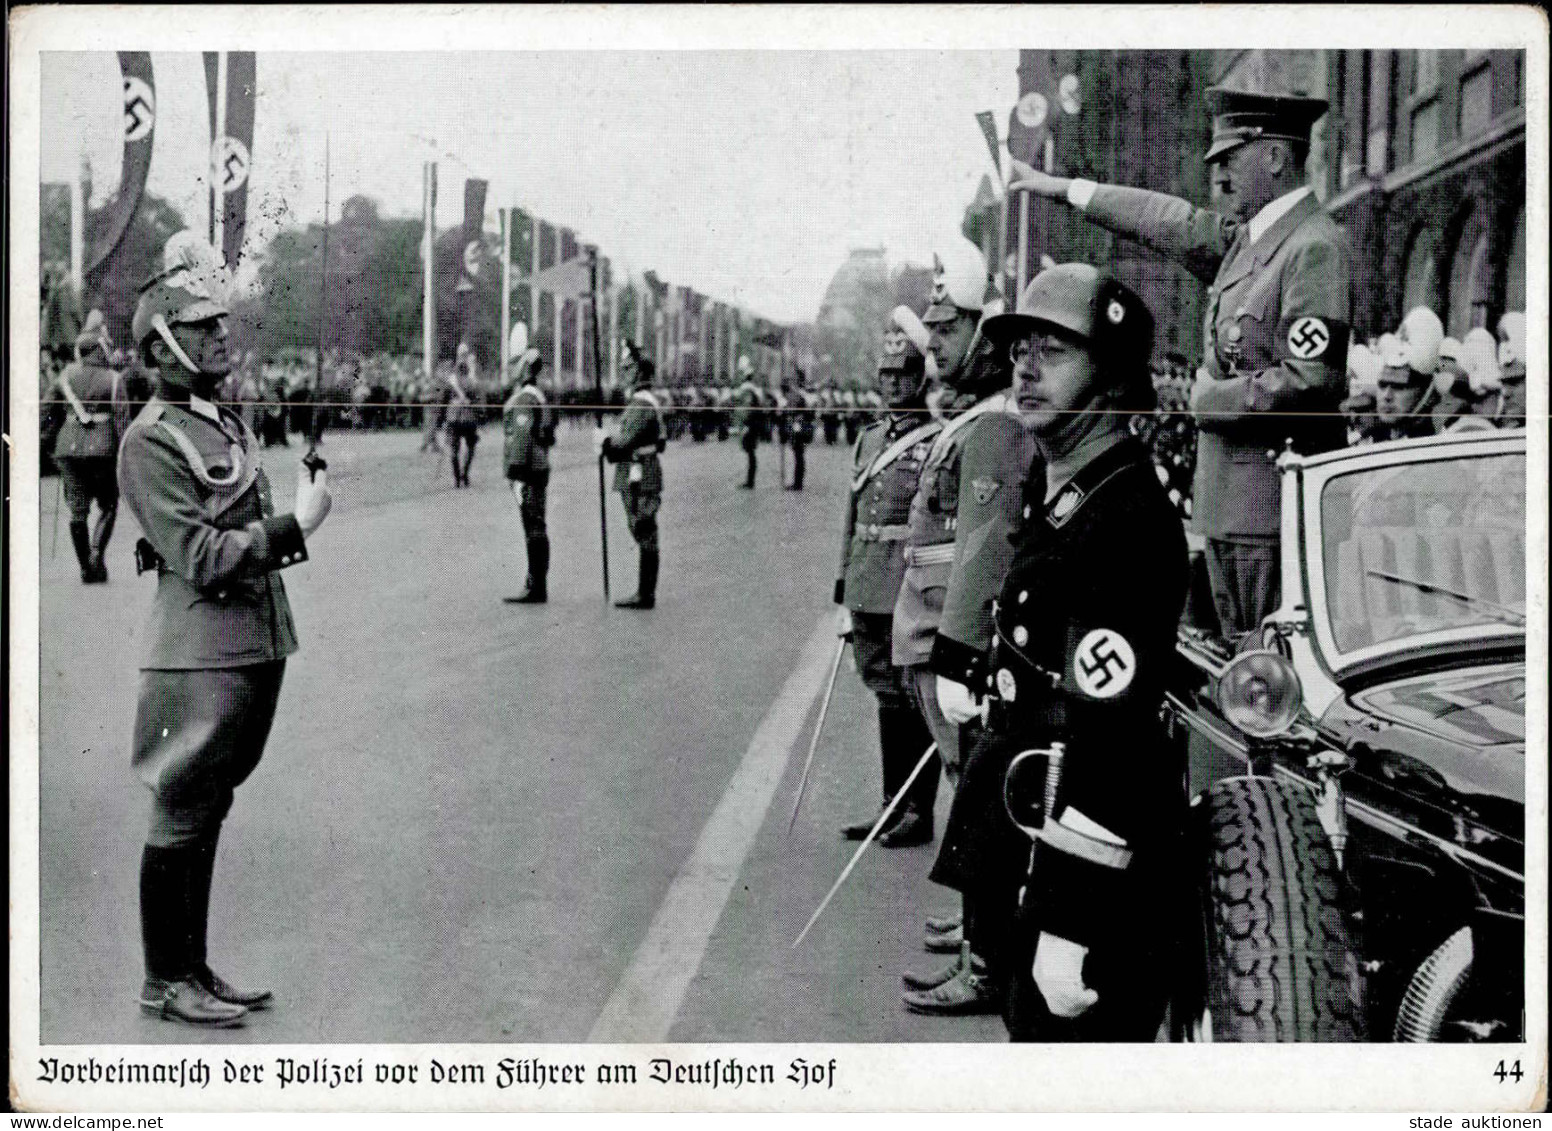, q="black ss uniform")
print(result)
[934,436,1190,1040]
